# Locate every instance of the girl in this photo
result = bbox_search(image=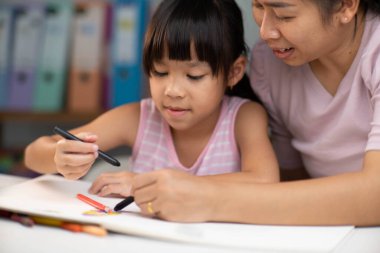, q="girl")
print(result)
[129,0,380,225]
[24,0,279,199]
